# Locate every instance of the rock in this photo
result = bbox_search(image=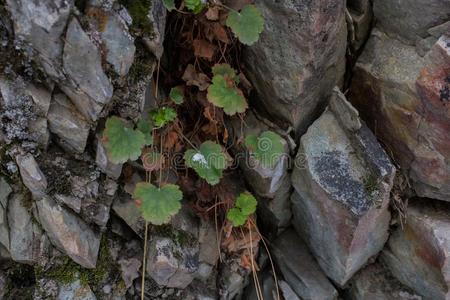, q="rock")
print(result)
[118,257,141,289]
[16,153,47,199]
[57,279,96,300]
[0,178,11,252]
[24,82,52,117]
[344,262,423,300]
[47,93,90,154]
[60,18,113,121]
[381,200,450,299]
[29,117,50,149]
[219,263,248,300]
[8,193,43,264]
[291,88,395,286]
[272,229,338,300]
[428,21,450,38]
[350,32,450,201]
[373,0,450,44]
[112,190,145,236]
[54,194,81,214]
[0,271,6,299]
[36,196,100,269]
[146,236,199,289]
[347,0,373,51]
[278,280,301,300]
[5,0,73,78]
[96,137,123,180]
[243,0,347,136]
[143,0,166,58]
[198,220,219,267]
